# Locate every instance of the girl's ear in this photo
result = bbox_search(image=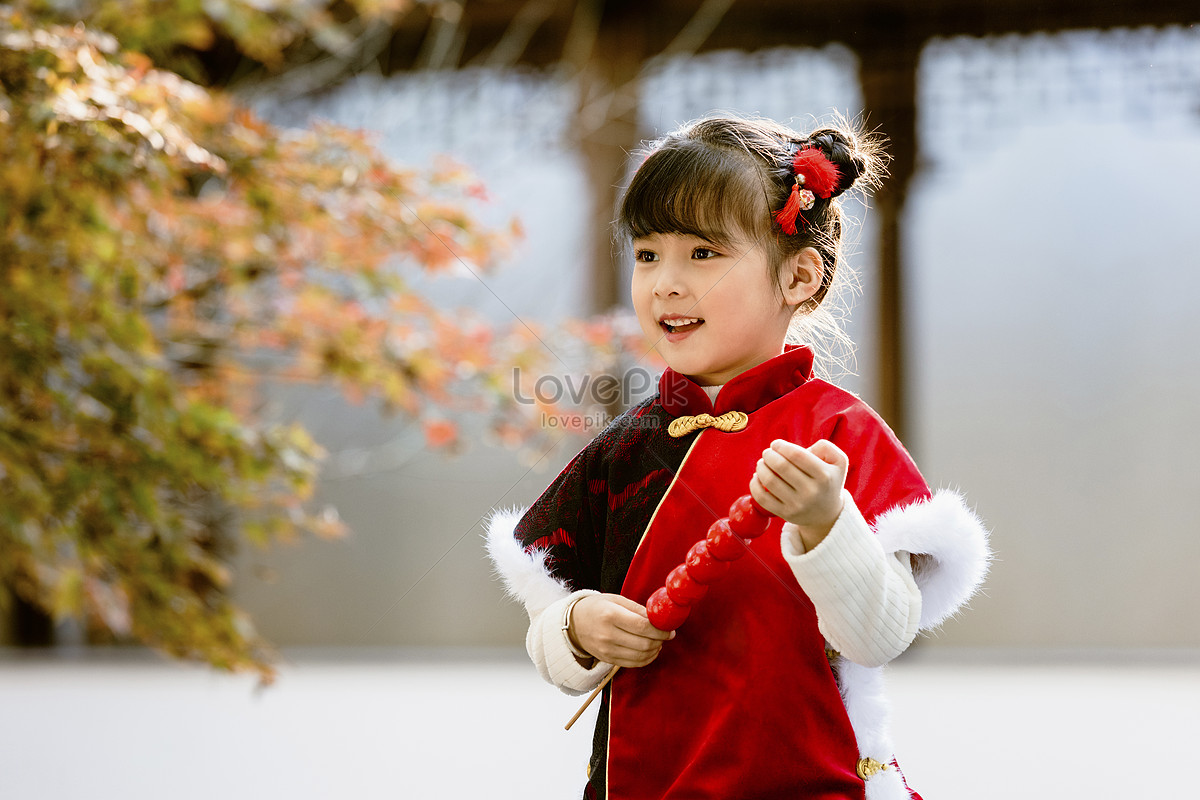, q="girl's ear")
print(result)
[779,247,825,306]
